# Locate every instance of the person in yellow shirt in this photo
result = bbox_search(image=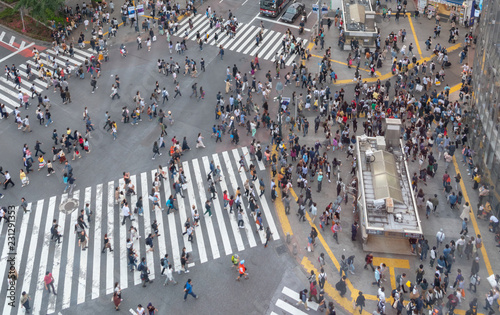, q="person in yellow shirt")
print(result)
[20,169,29,187]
